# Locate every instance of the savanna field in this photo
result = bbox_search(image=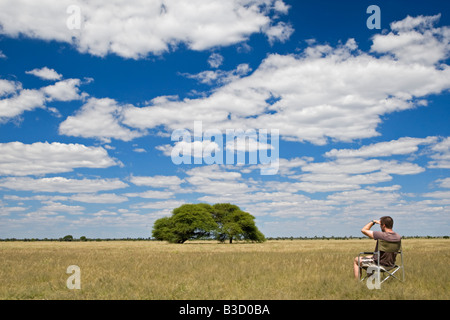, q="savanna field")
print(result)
[0,239,448,300]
